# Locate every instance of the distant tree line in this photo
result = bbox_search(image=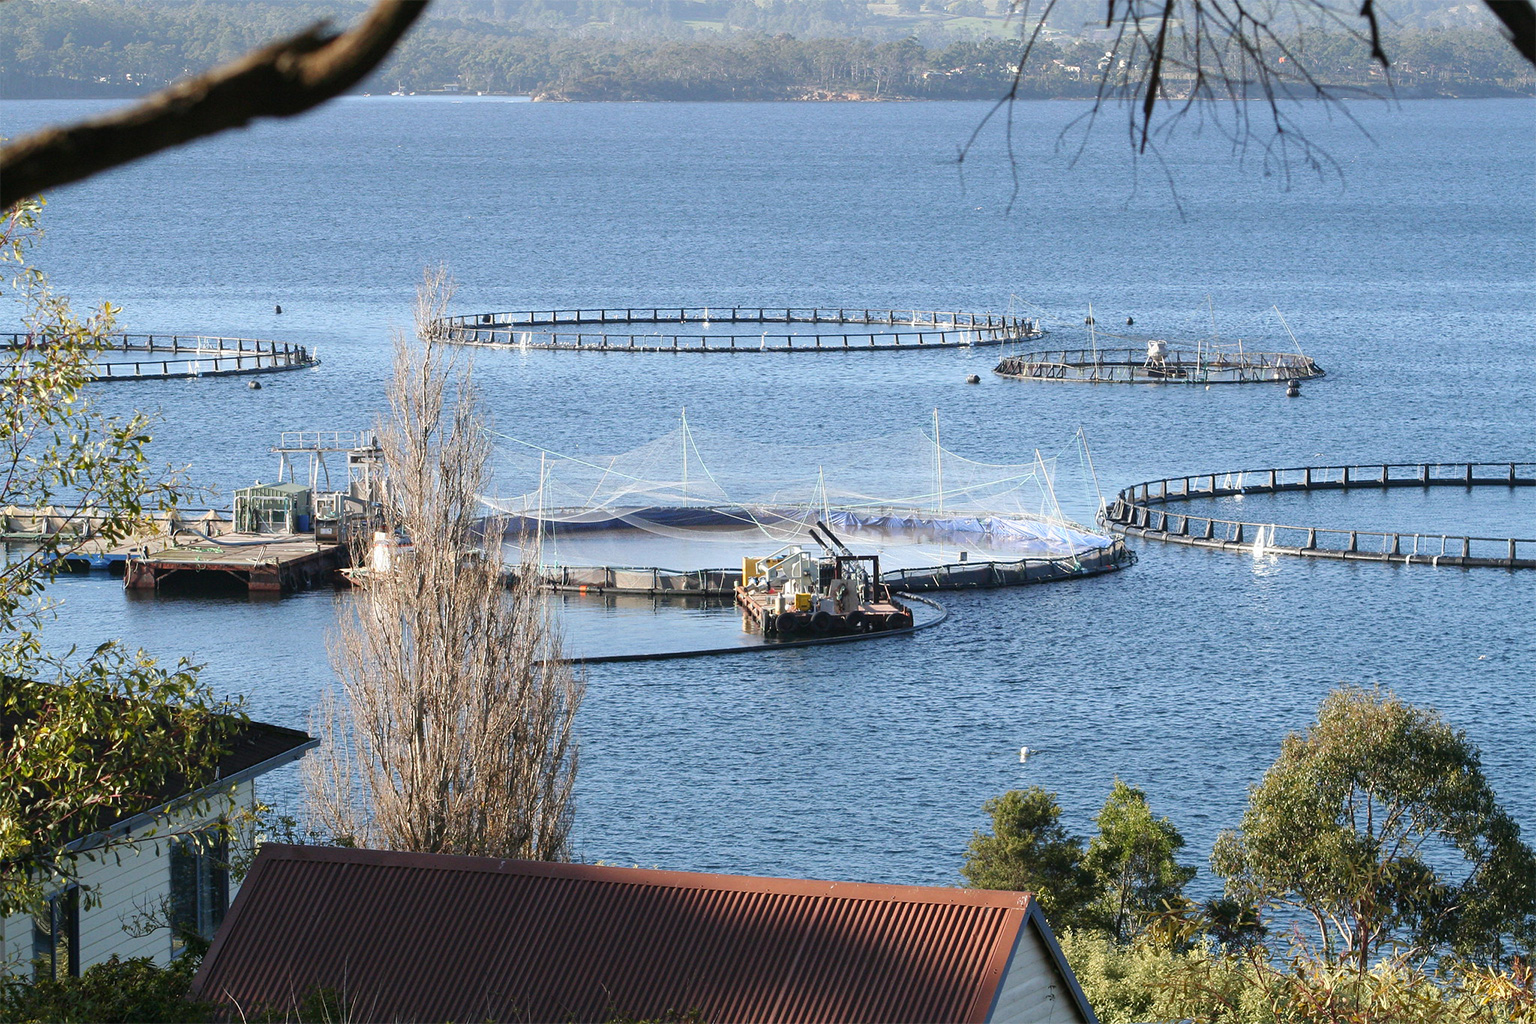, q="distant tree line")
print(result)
[1,0,1530,100]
